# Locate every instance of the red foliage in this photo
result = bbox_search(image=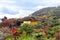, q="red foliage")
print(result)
[3,19,15,23]
[45,25,51,29]
[13,32,20,40]
[9,27,20,40]
[1,19,15,27]
[13,32,20,36]
[40,29,48,35]
[9,27,18,34]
